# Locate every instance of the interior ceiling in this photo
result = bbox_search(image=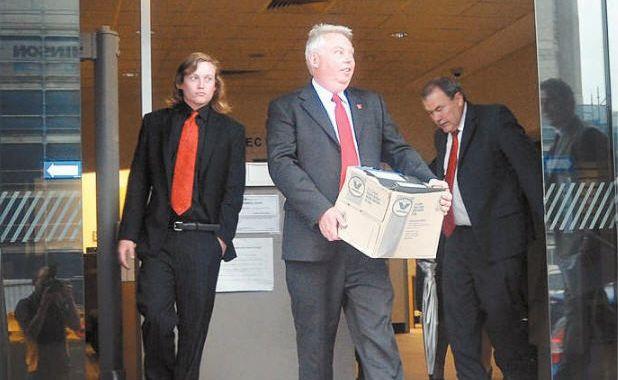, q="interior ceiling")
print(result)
[81,0,534,95]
